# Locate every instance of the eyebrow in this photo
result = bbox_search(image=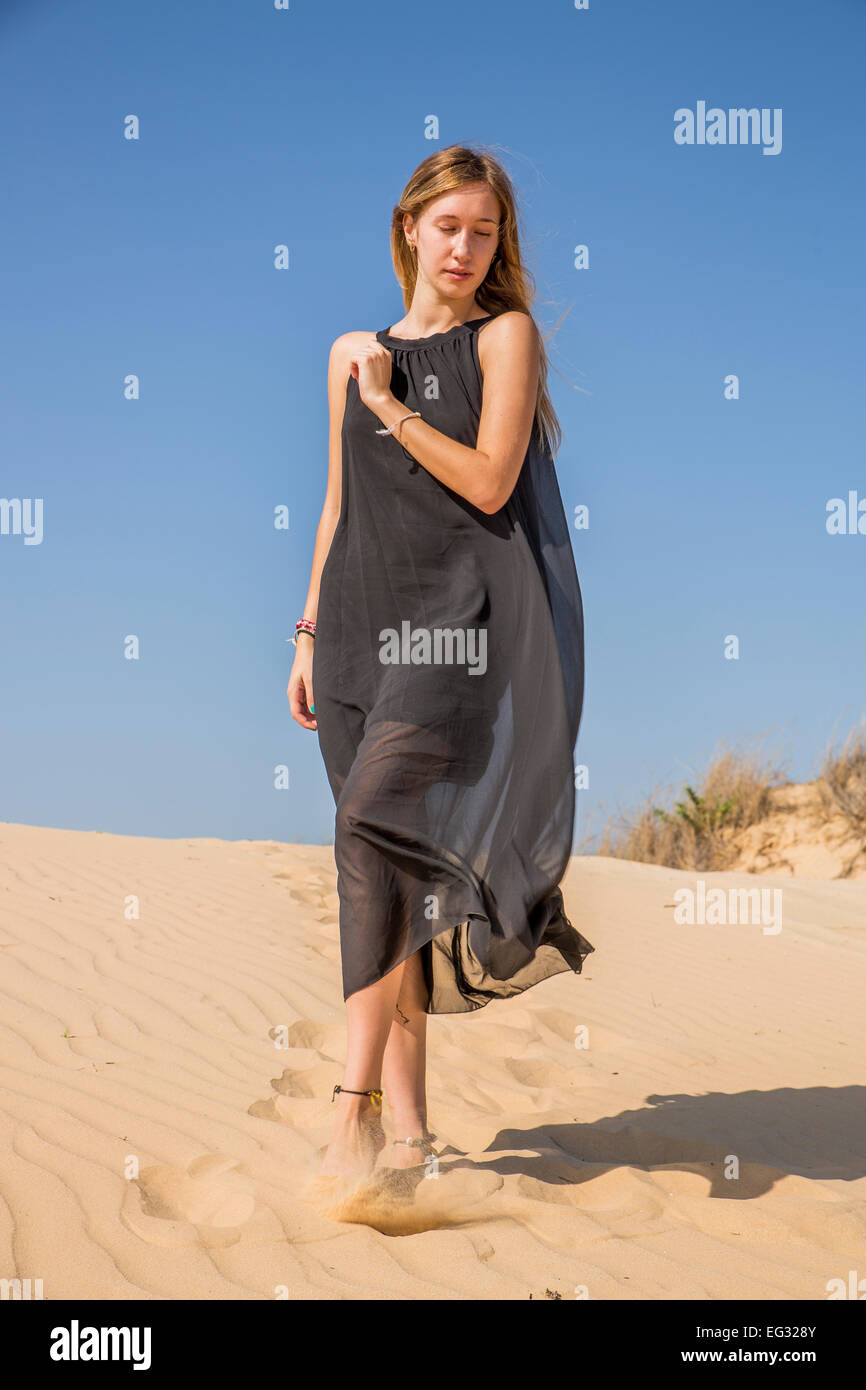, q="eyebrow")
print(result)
[434,214,499,225]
